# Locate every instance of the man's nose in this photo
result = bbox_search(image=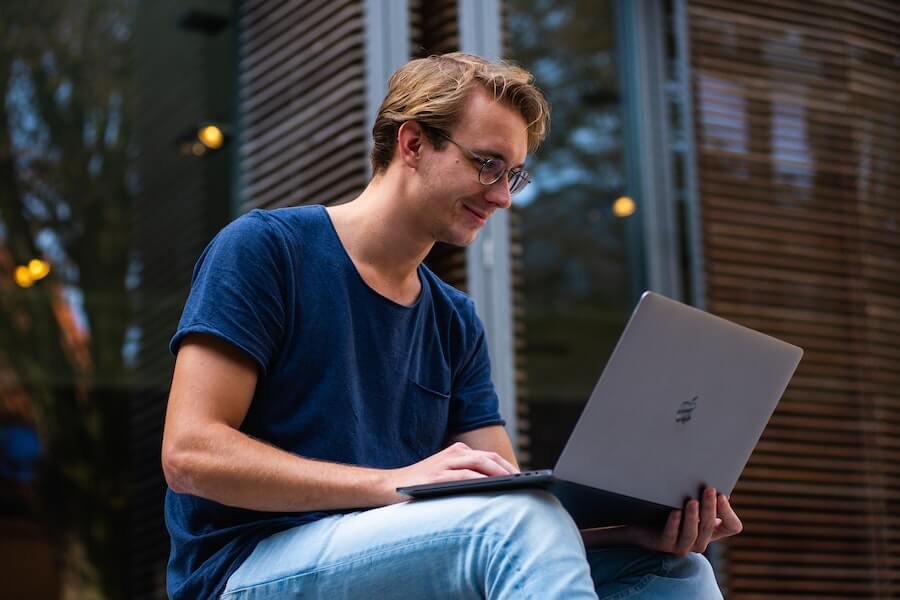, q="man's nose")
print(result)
[484,176,513,210]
